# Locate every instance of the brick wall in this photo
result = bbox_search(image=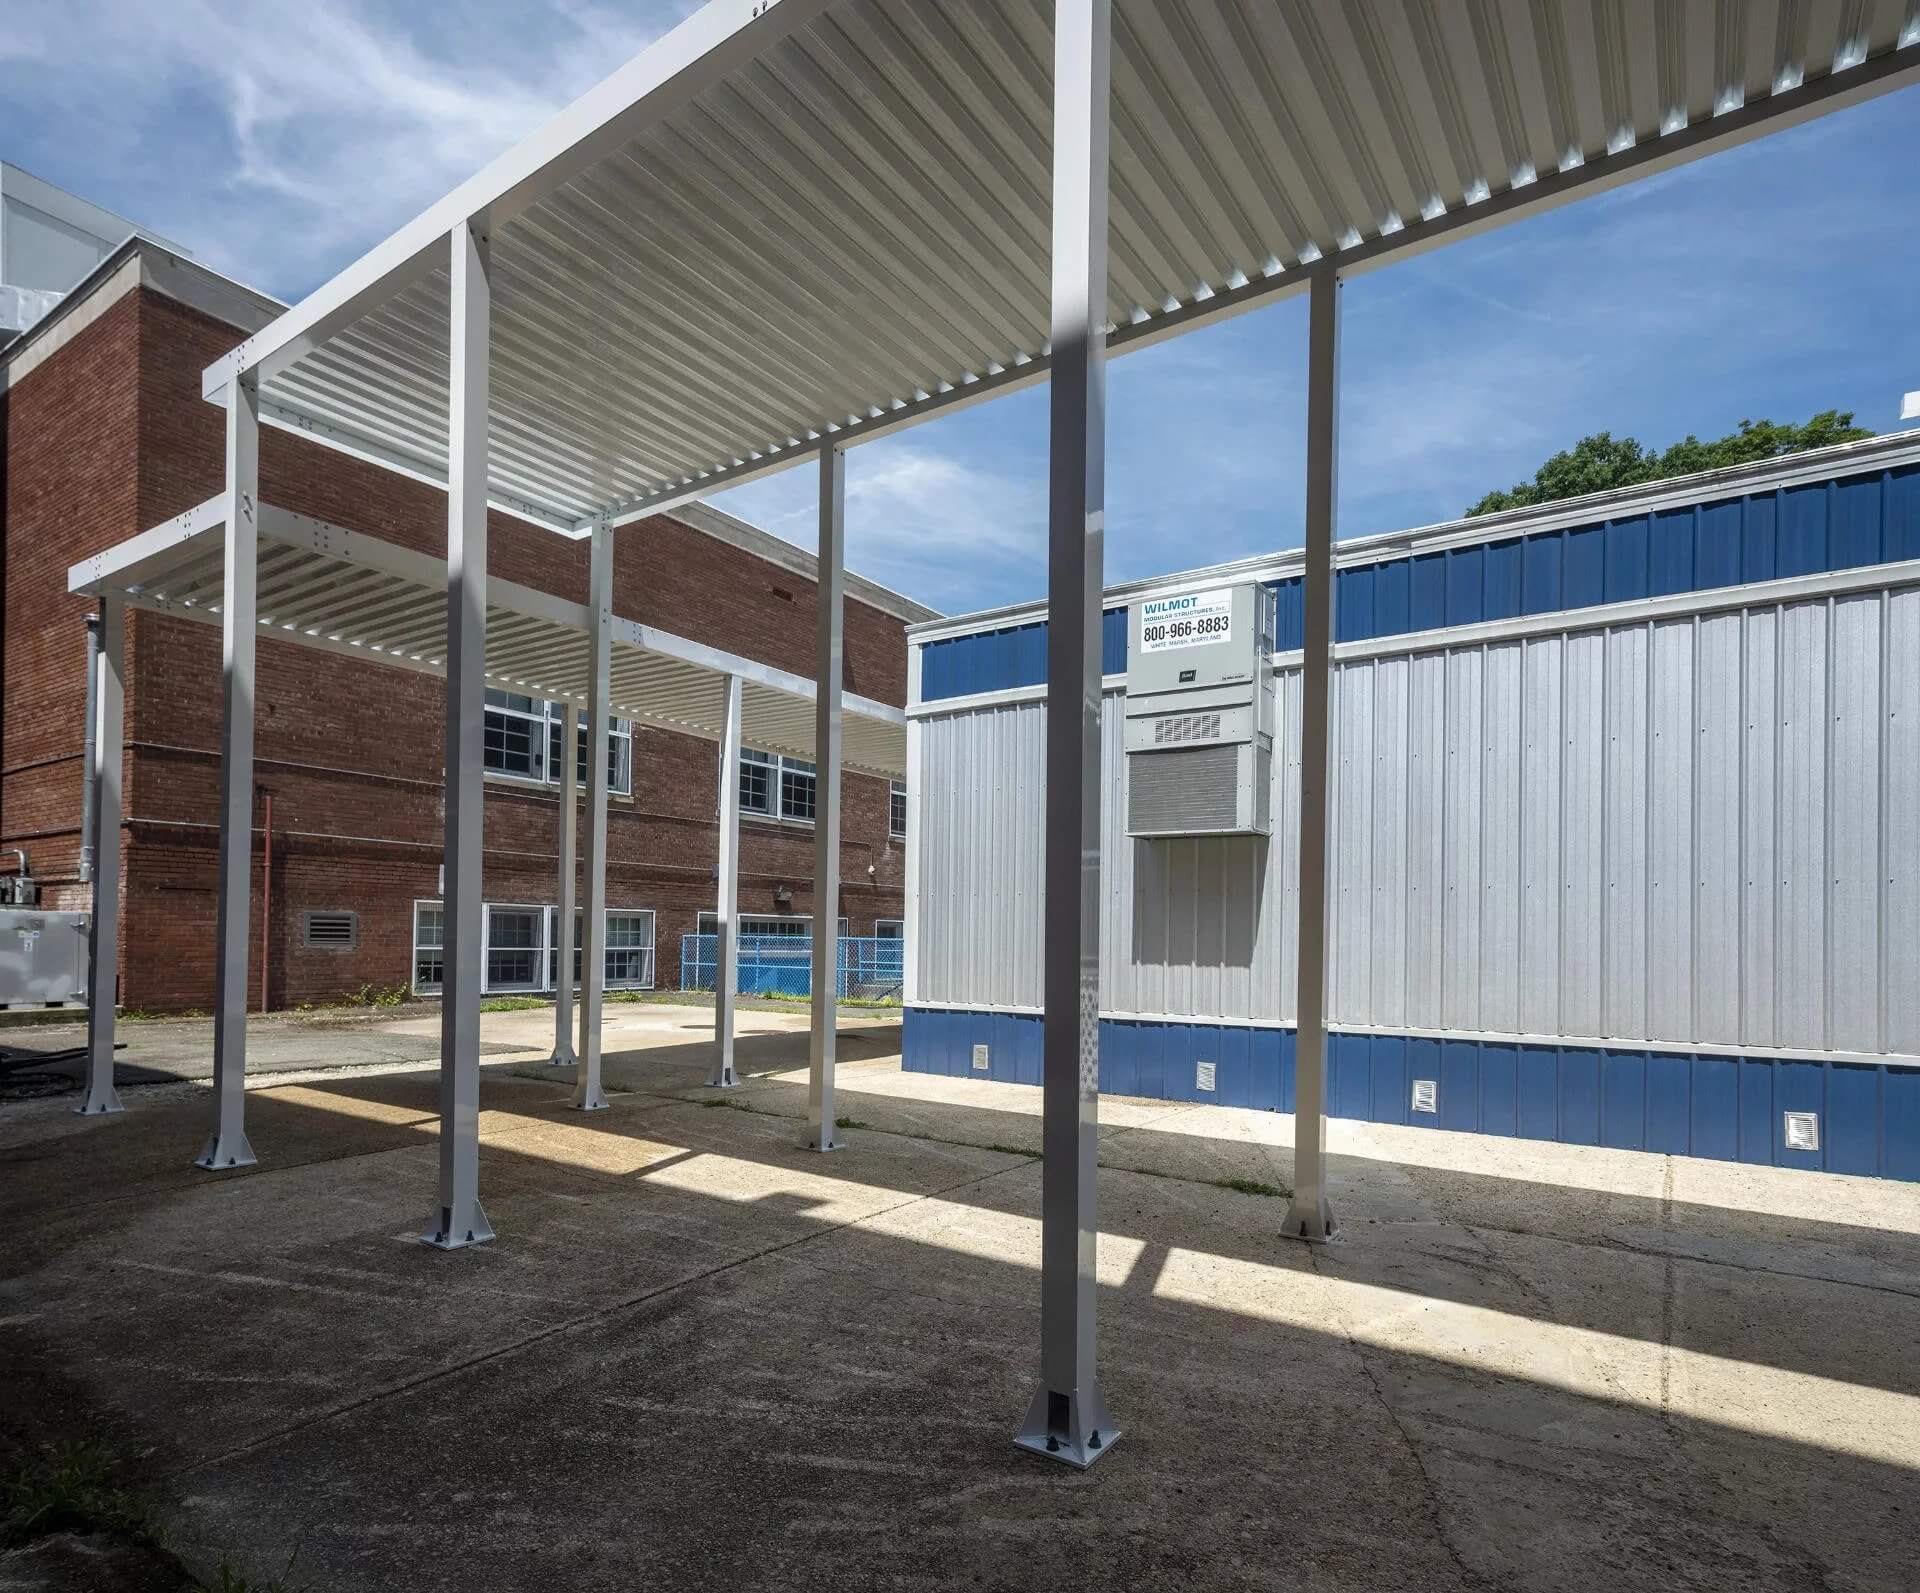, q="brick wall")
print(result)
[2,280,912,1010]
